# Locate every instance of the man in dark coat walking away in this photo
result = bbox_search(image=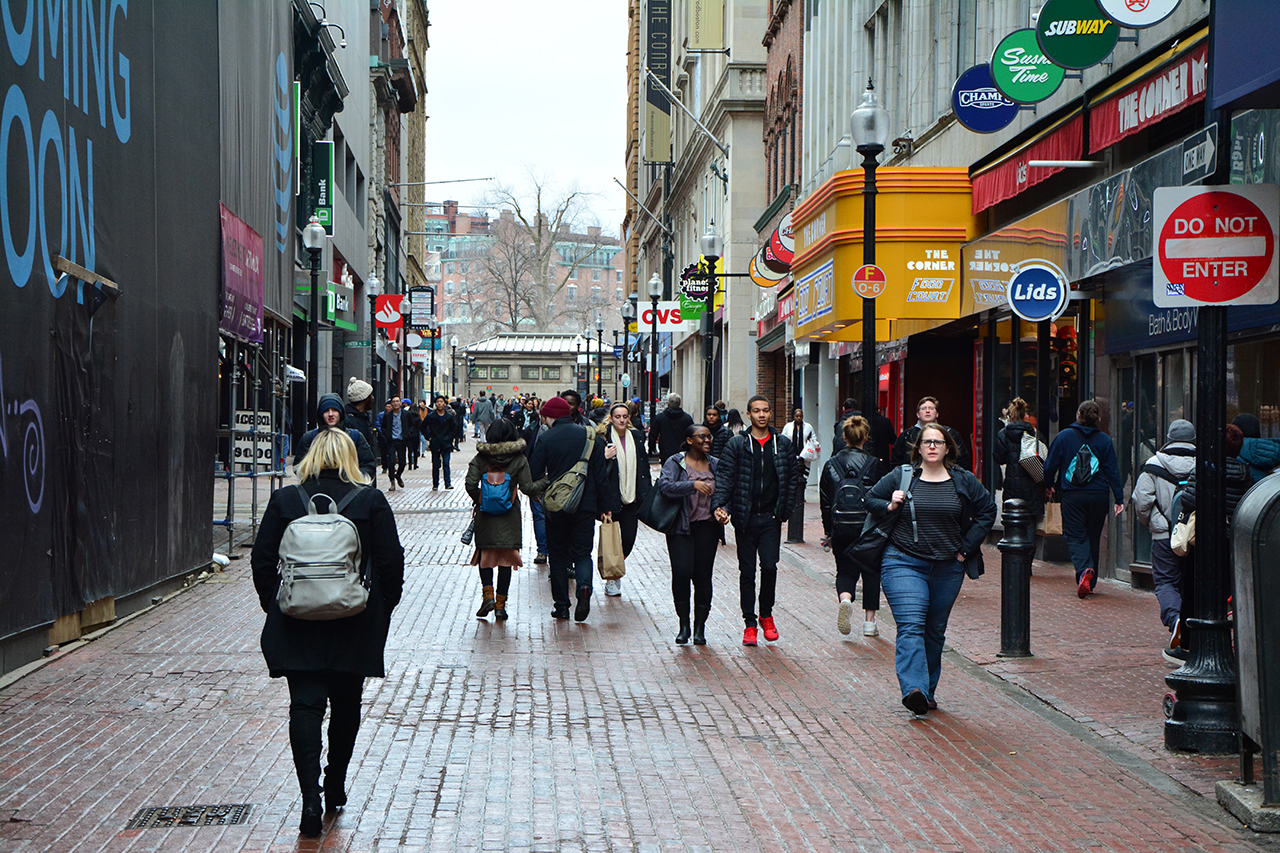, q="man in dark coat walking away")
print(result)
[451,397,467,449]
[421,395,457,490]
[648,393,695,463]
[711,395,798,647]
[401,398,422,470]
[530,396,620,622]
